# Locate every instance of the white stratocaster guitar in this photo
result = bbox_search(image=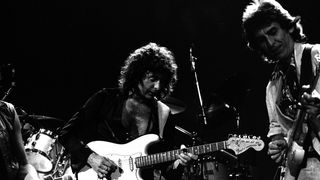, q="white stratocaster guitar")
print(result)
[77,134,264,180]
